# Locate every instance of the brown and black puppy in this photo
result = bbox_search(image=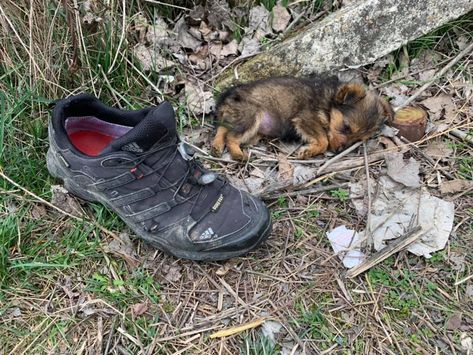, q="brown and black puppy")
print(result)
[211,75,394,160]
